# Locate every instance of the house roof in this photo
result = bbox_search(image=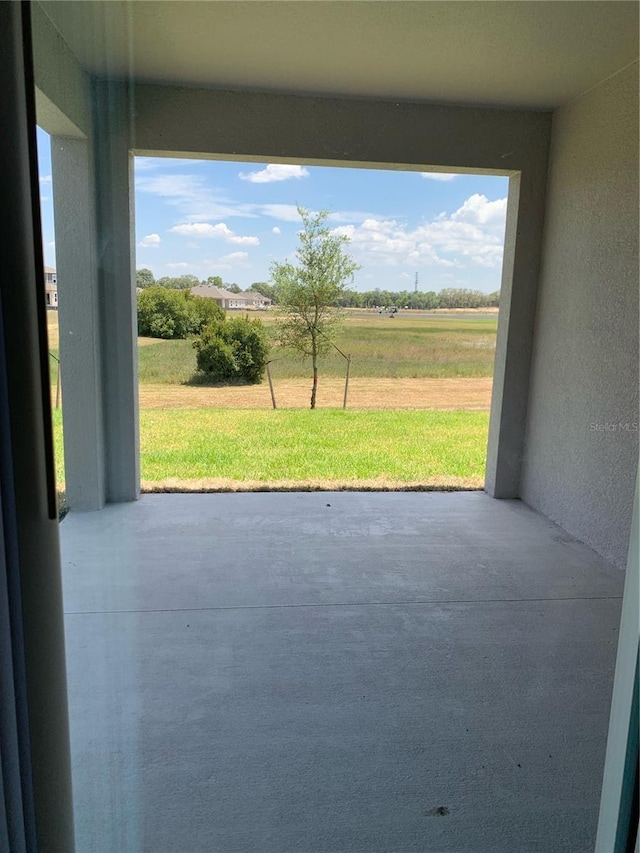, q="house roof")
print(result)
[44,265,56,274]
[190,285,237,300]
[190,287,271,304]
[39,1,638,110]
